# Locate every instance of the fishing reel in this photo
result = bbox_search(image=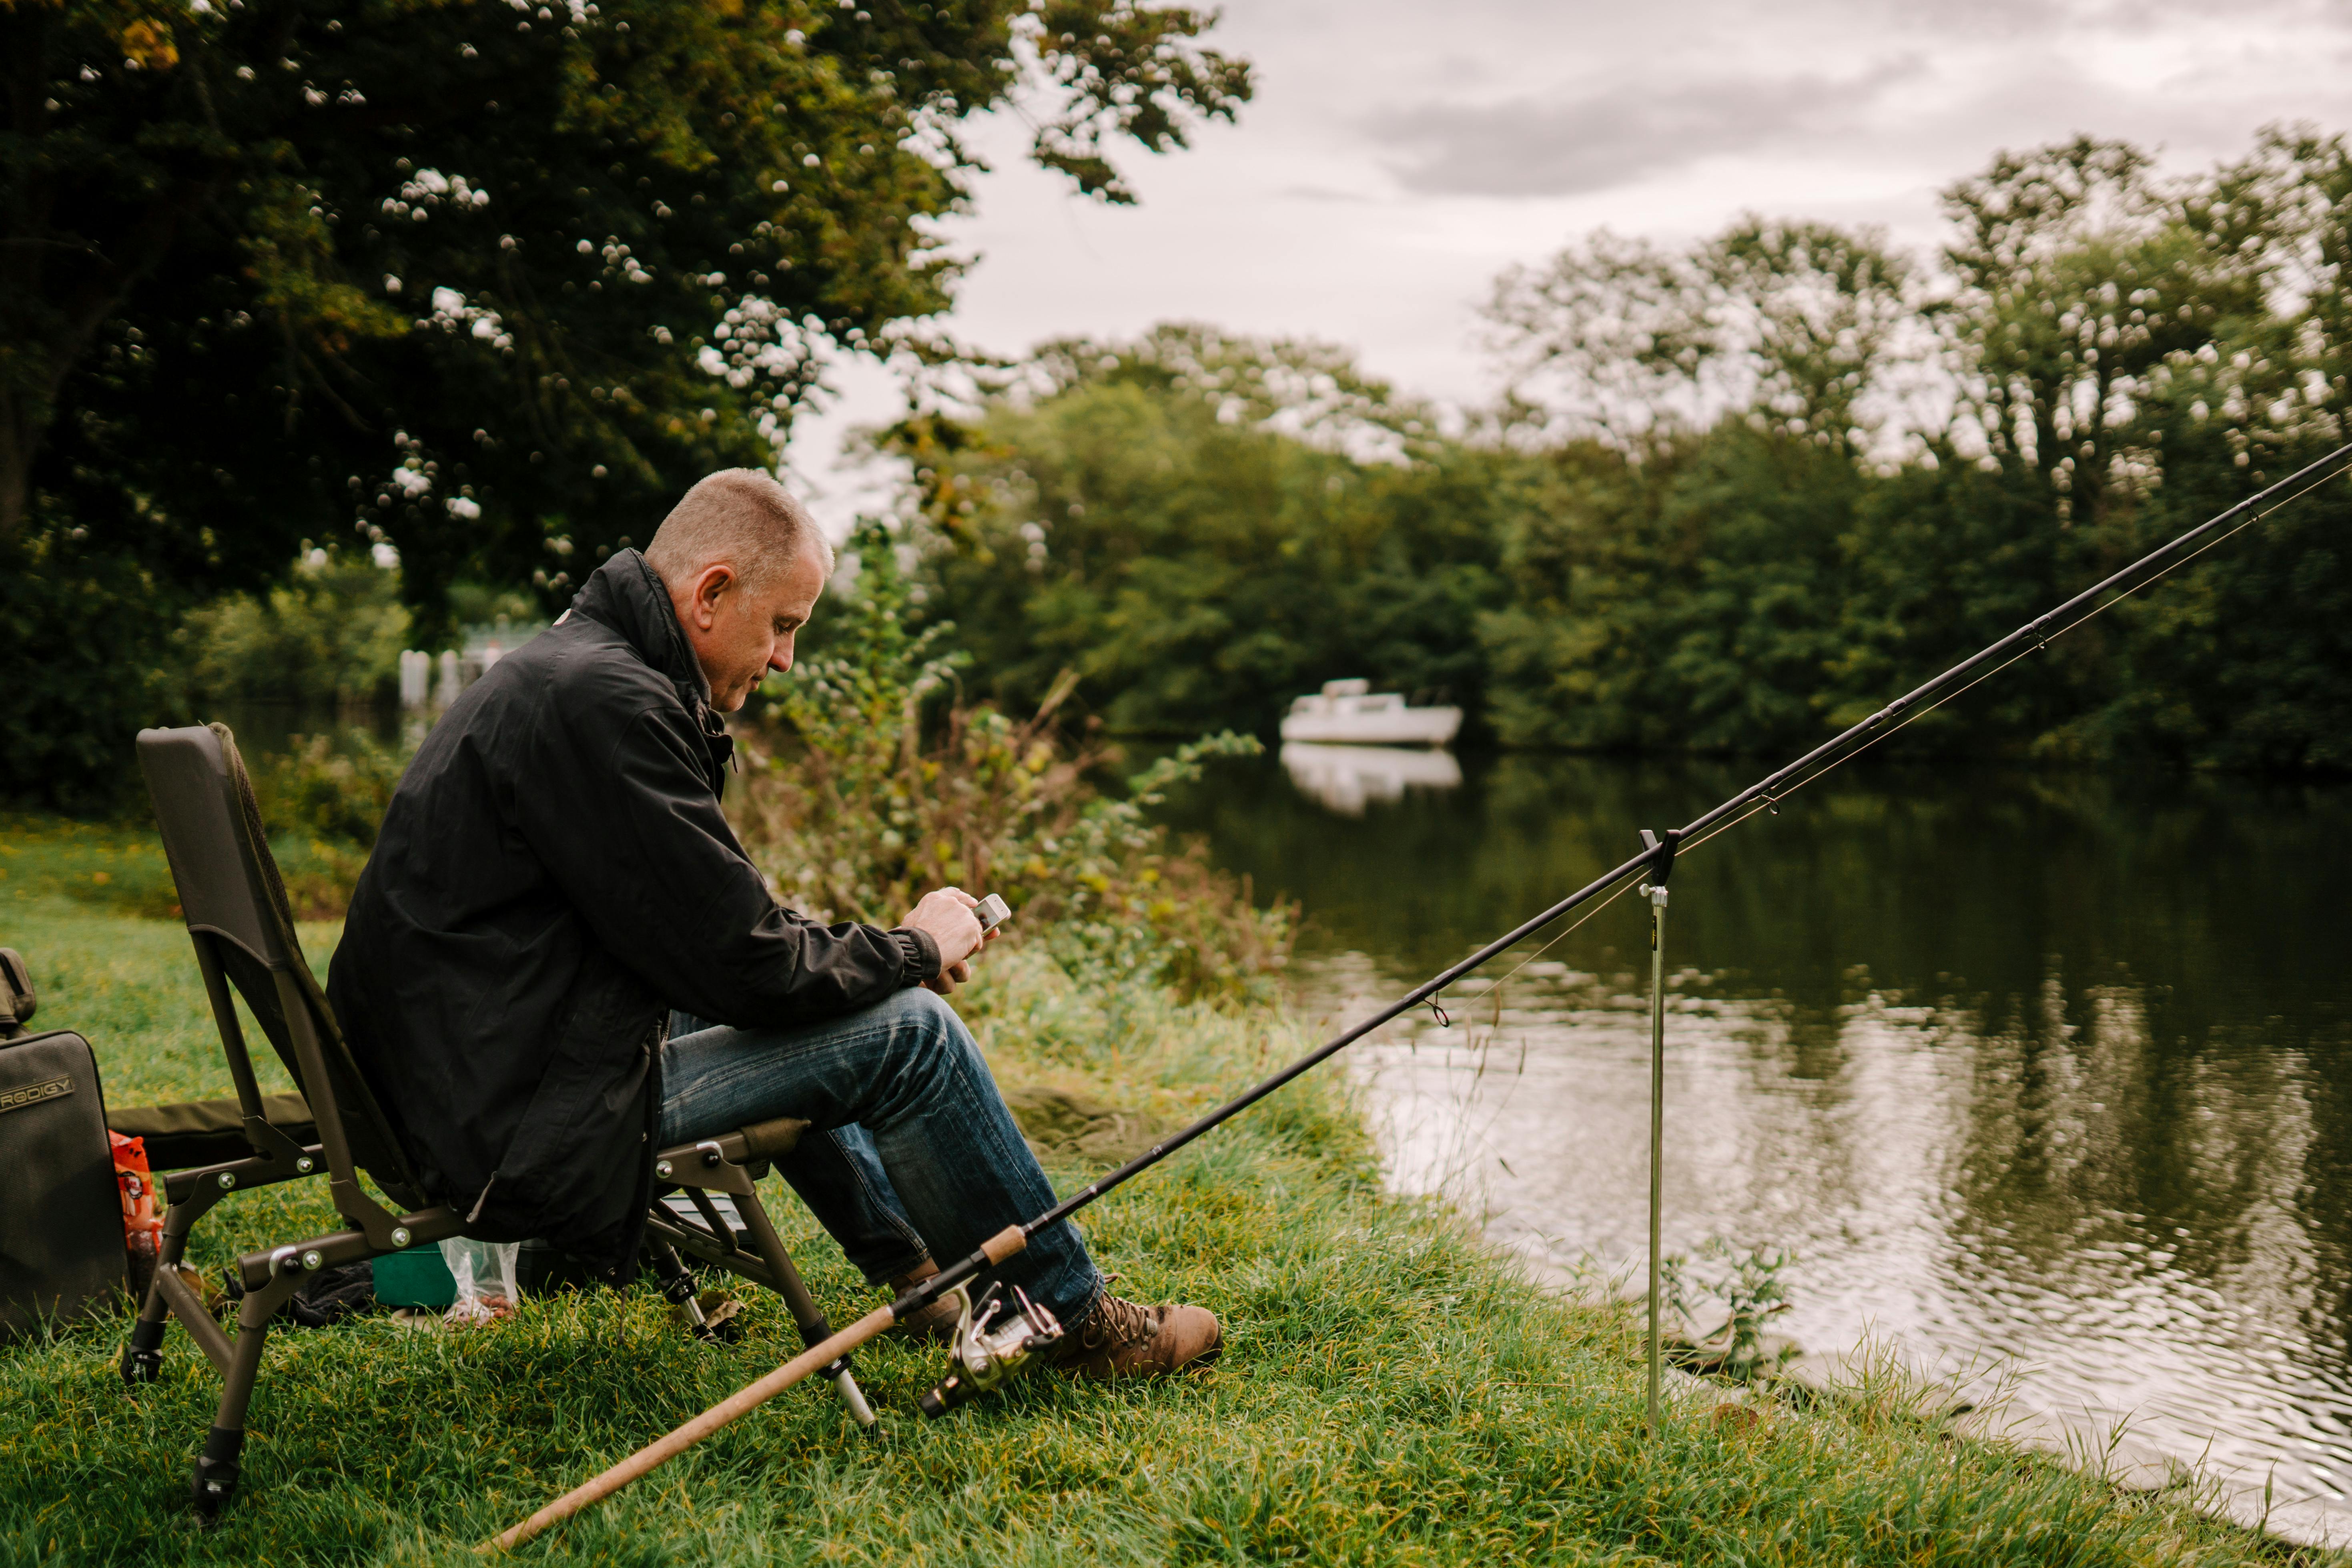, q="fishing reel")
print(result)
[916,1281,1065,1419]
